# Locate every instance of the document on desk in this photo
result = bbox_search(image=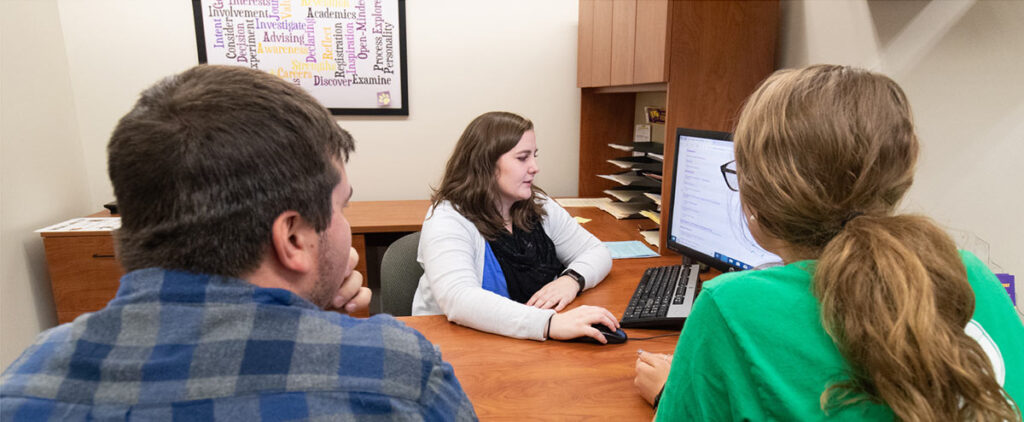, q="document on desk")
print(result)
[555,197,613,208]
[573,216,592,225]
[605,241,659,259]
[36,217,121,233]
